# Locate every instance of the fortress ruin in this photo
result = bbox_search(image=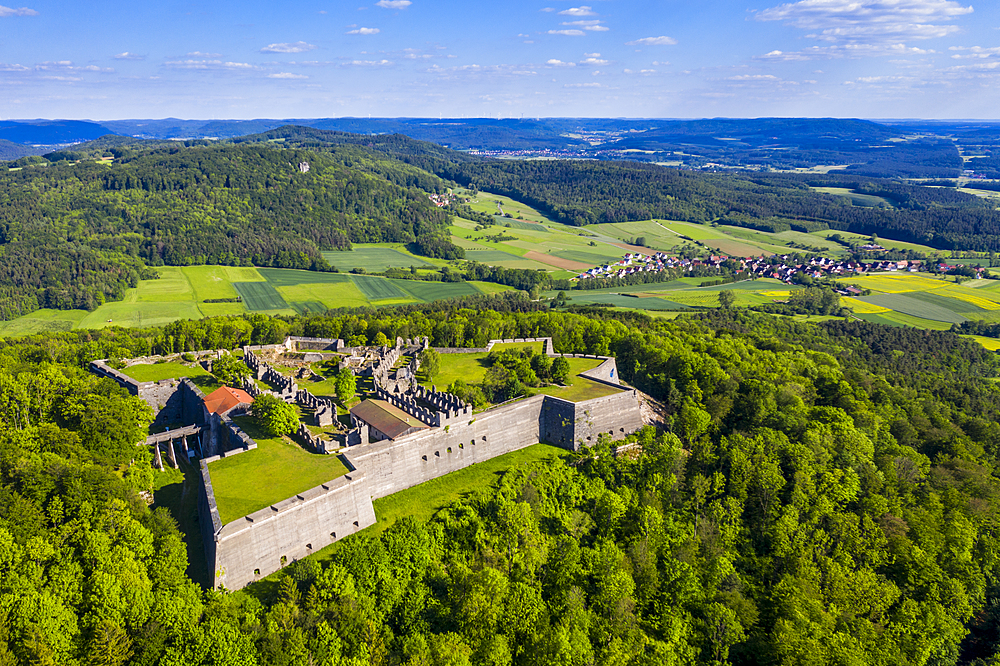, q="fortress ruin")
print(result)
[92,336,644,590]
